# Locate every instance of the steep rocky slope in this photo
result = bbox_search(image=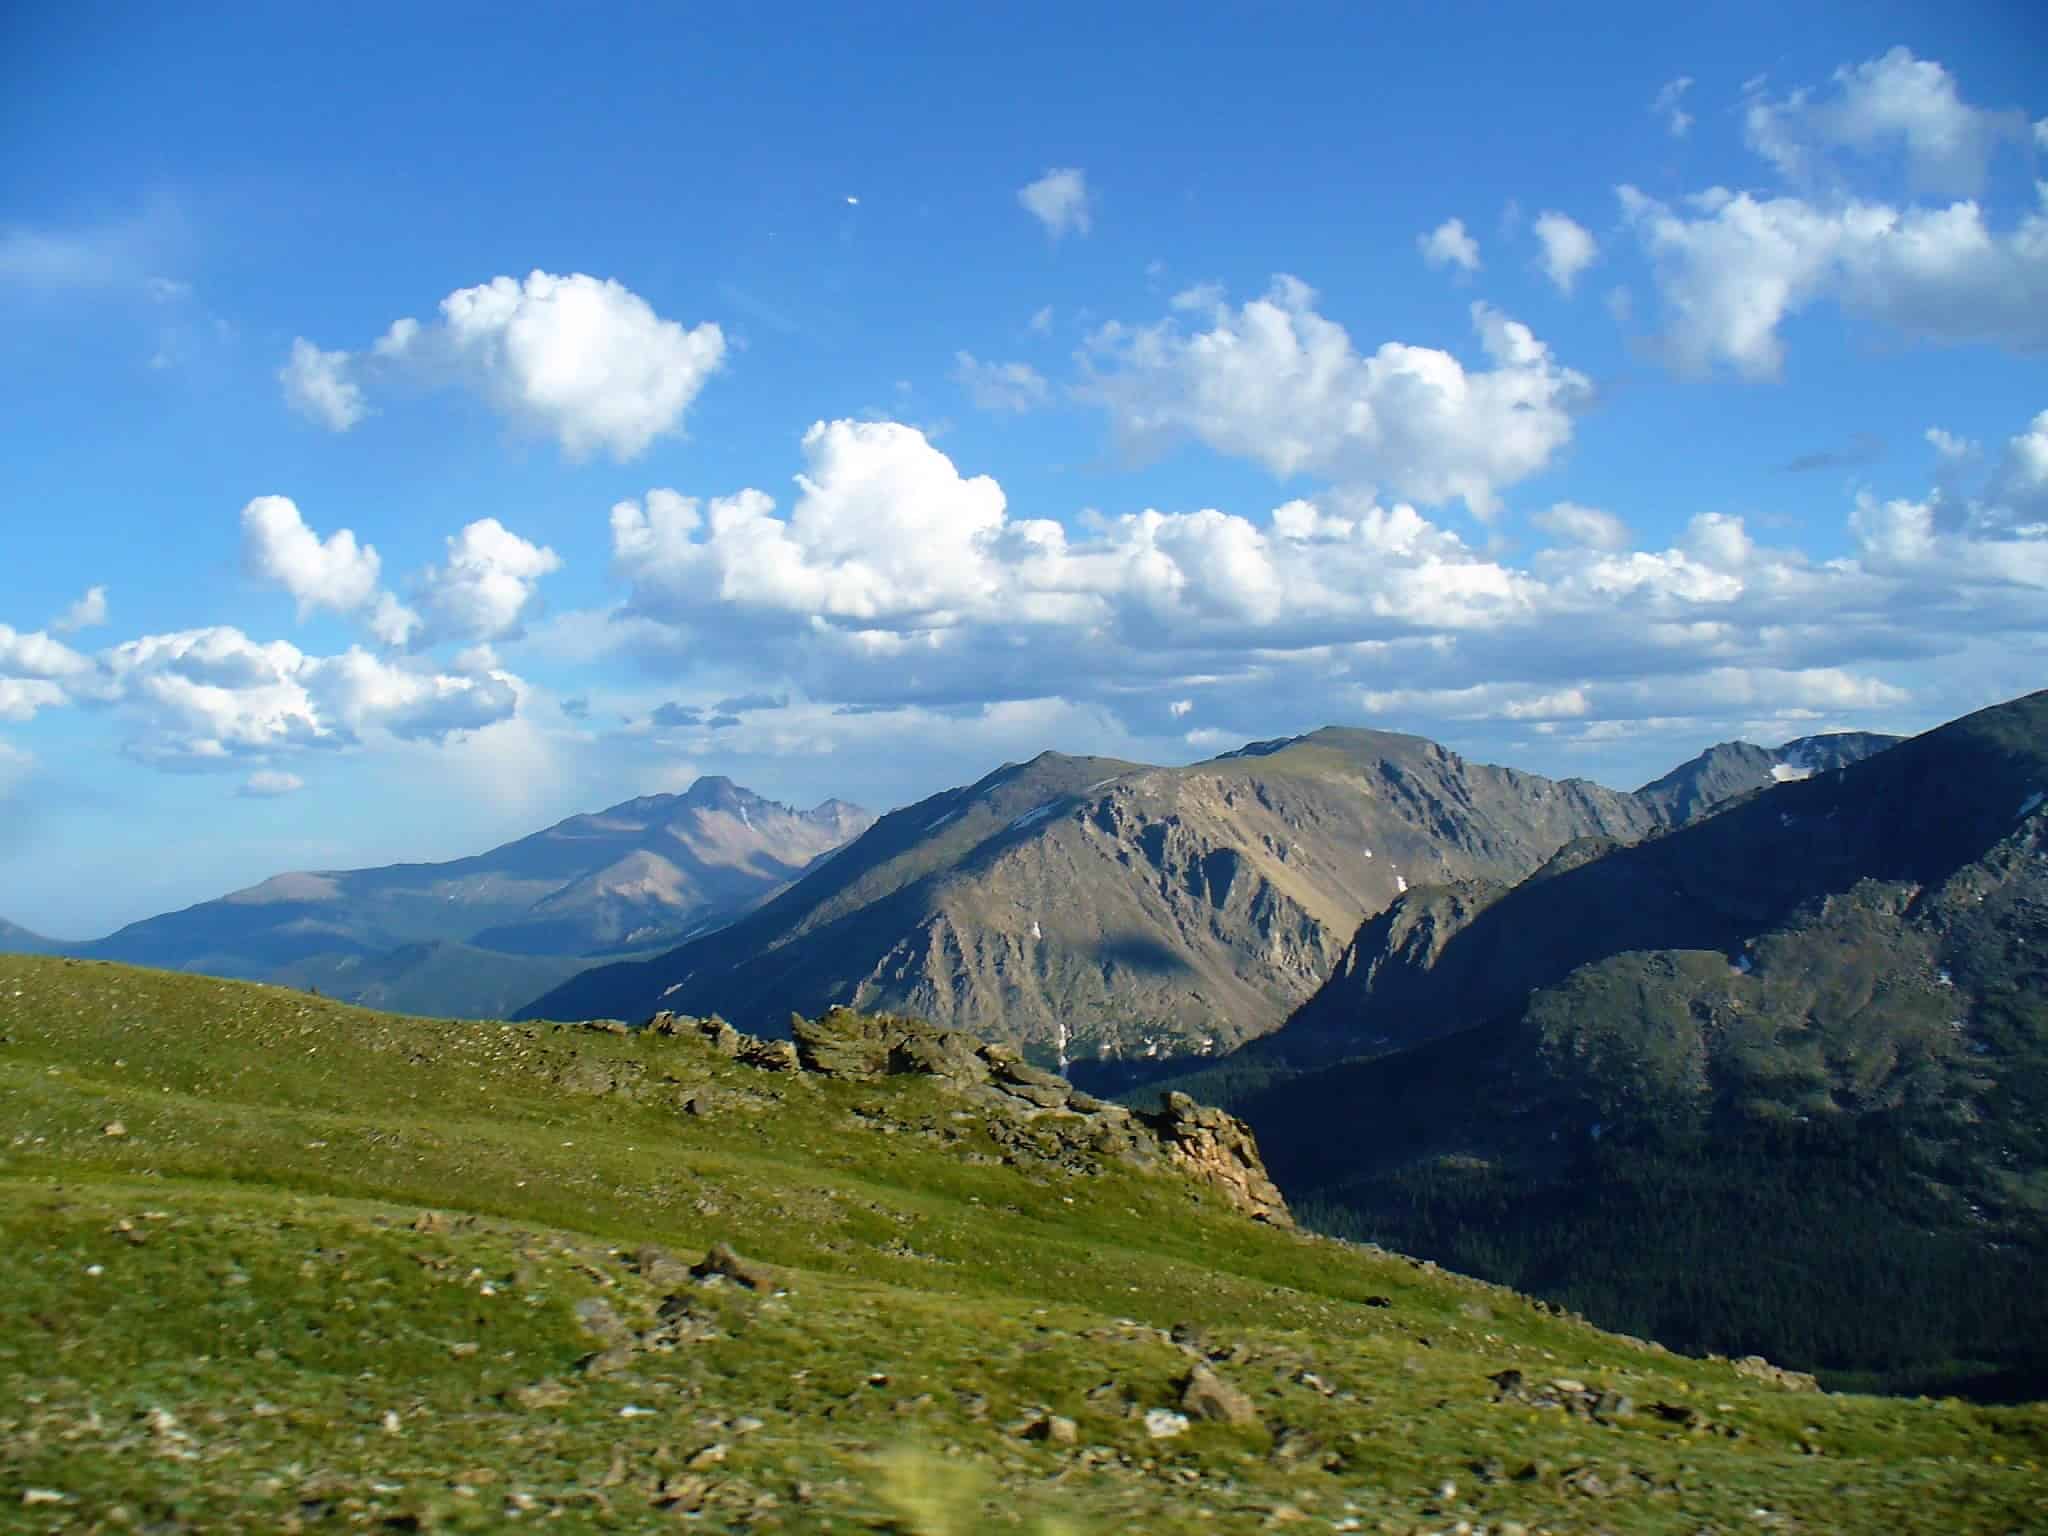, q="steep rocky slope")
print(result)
[524,729,1684,1059]
[1199,690,2048,1392]
[65,778,871,1016]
